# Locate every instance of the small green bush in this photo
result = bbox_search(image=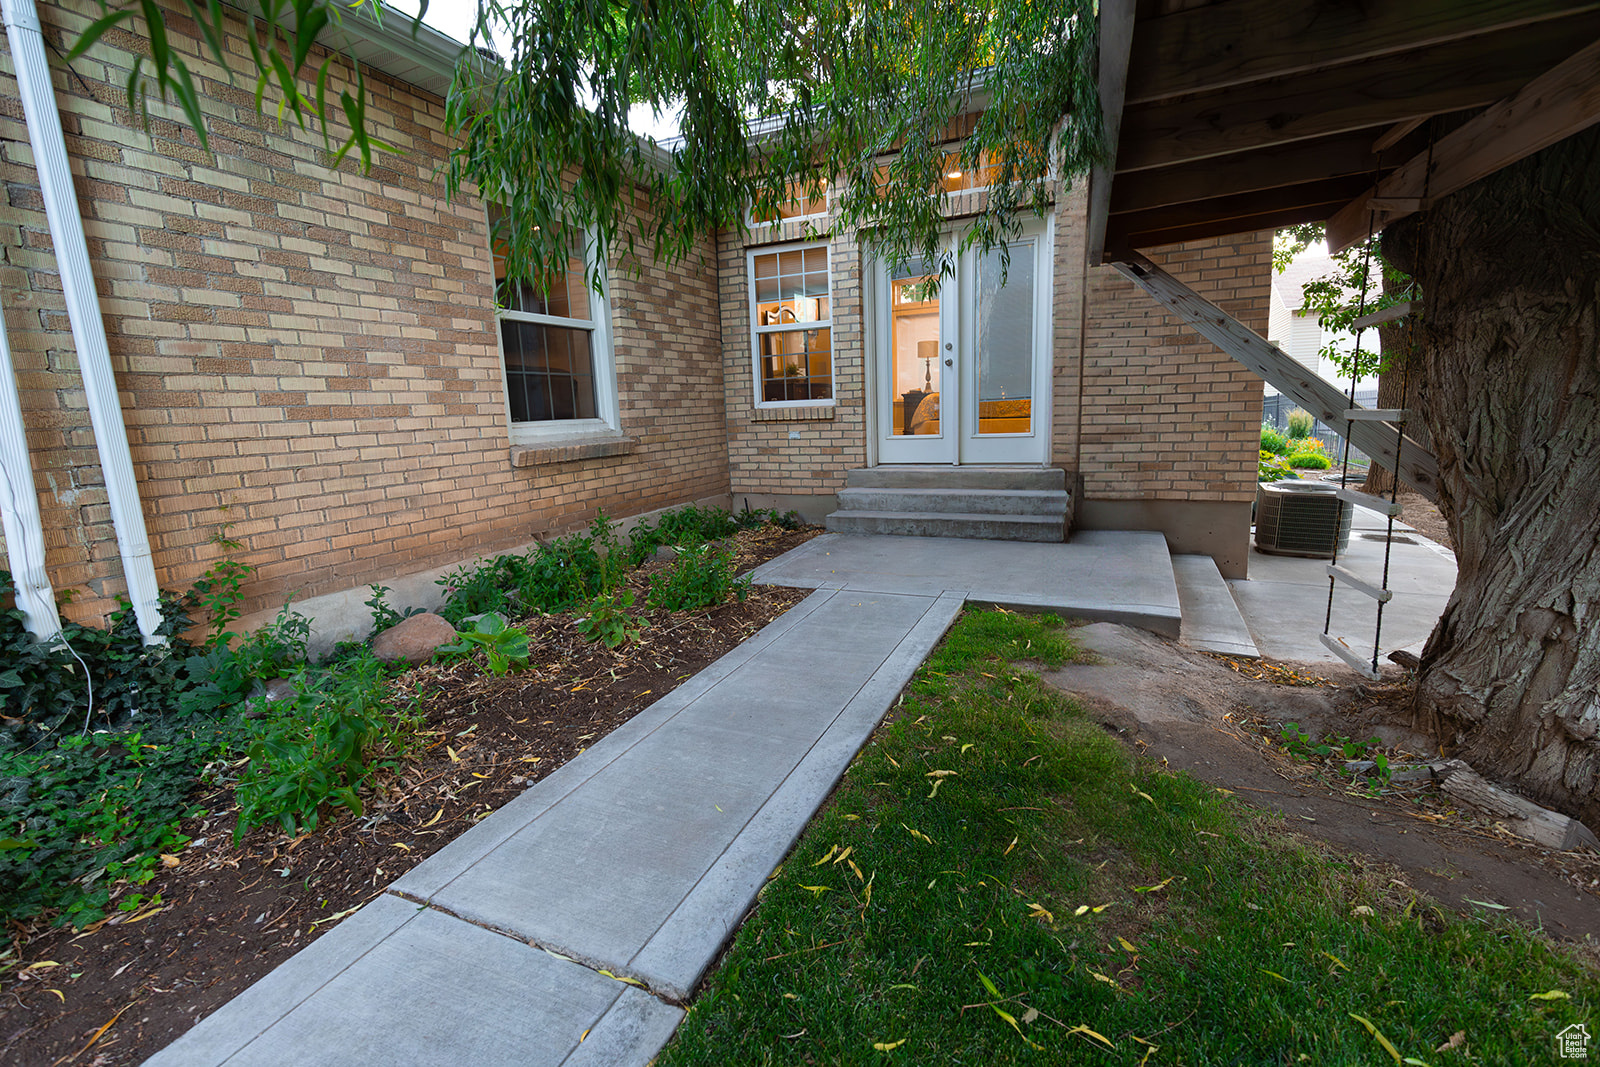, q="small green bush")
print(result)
[1288,451,1332,469]
[647,543,751,612]
[232,653,418,842]
[1259,424,1289,455]
[1287,407,1315,438]
[574,589,644,648]
[435,612,531,675]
